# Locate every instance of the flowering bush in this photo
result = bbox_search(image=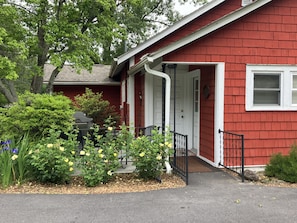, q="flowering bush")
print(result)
[28,130,77,184]
[130,128,172,180]
[77,124,121,187]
